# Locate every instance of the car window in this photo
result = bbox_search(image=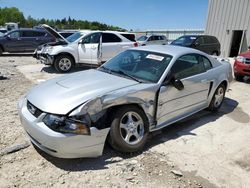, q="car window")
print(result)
[22,31,33,37]
[201,56,213,70]
[9,31,20,38]
[102,33,121,43]
[137,36,148,41]
[171,36,197,46]
[148,36,154,41]
[210,36,218,43]
[204,36,212,43]
[100,50,172,83]
[196,37,204,45]
[171,54,205,79]
[67,32,84,43]
[33,31,46,37]
[82,32,101,44]
[121,33,135,41]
